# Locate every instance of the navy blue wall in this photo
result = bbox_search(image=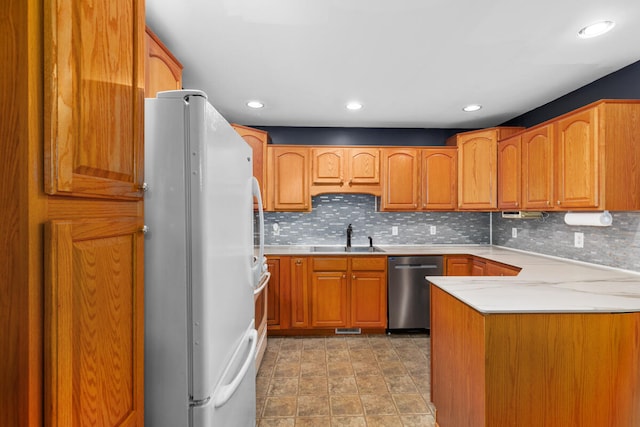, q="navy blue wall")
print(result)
[503,60,640,127]
[254,126,468,146]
